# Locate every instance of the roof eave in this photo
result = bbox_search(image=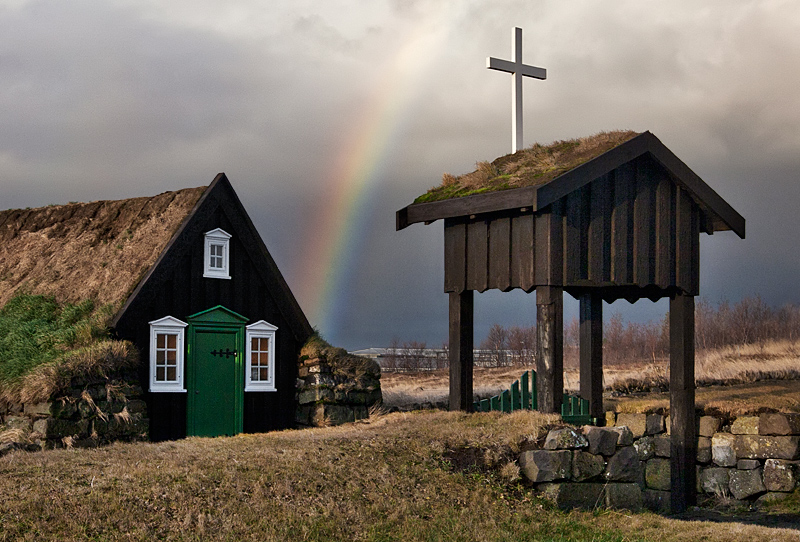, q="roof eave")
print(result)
[396,131,745,239]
